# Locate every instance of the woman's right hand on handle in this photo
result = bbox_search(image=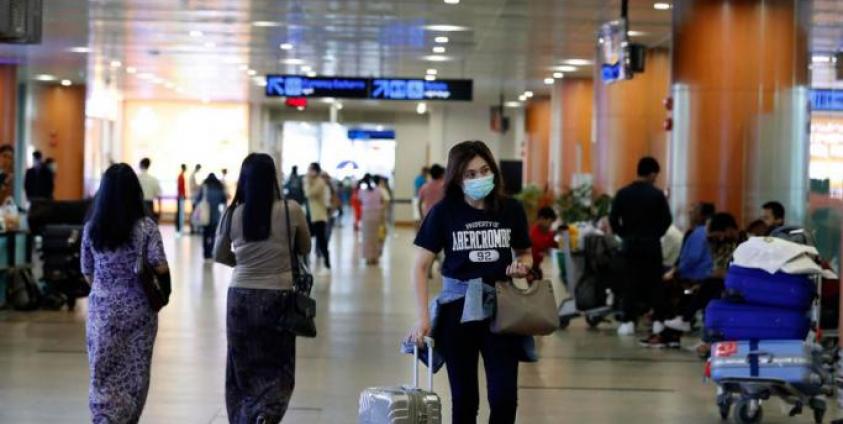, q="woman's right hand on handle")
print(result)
[410,318,431,347]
